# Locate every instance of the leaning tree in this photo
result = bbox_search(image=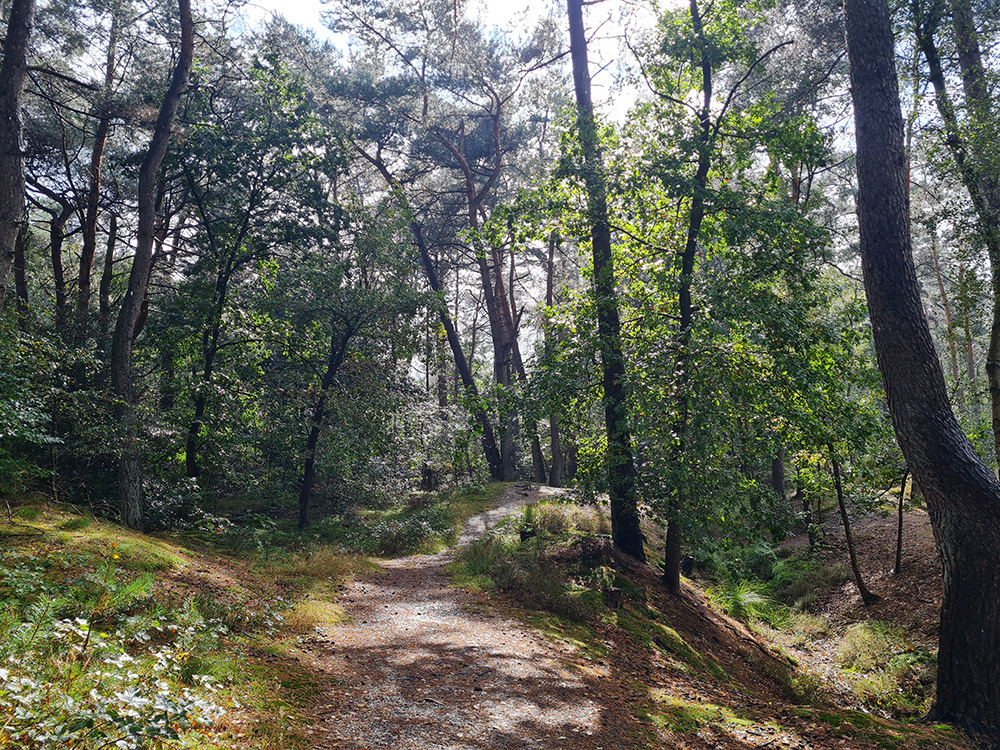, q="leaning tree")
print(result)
[845,0,1000,745]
